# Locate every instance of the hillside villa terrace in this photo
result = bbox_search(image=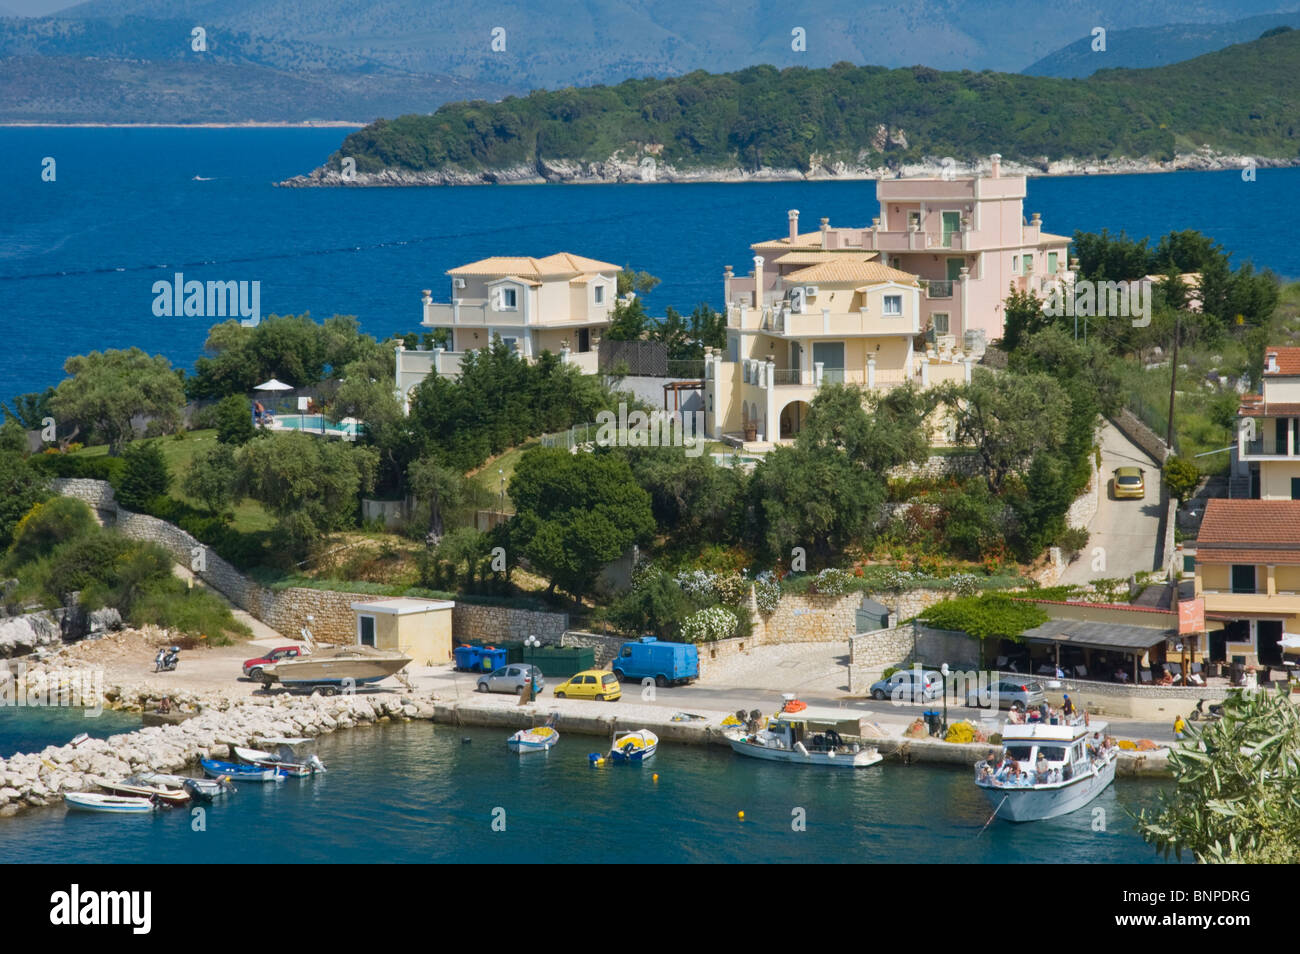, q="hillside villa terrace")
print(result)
[395,253,619,411]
